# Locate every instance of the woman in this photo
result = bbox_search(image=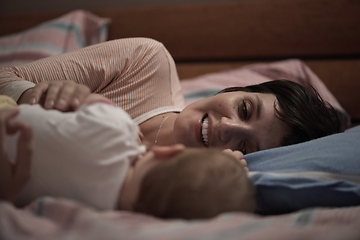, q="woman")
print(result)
[0,38,342,154]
